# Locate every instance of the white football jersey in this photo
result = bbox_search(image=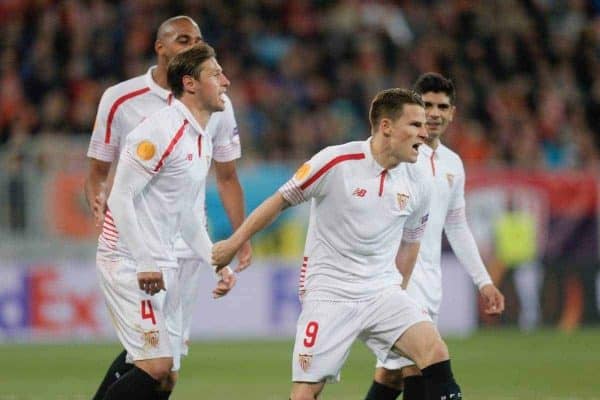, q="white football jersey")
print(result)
[98,100,211,269]
[279,139,431,301]
[408,143,491,314]
[87,66,241,259]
